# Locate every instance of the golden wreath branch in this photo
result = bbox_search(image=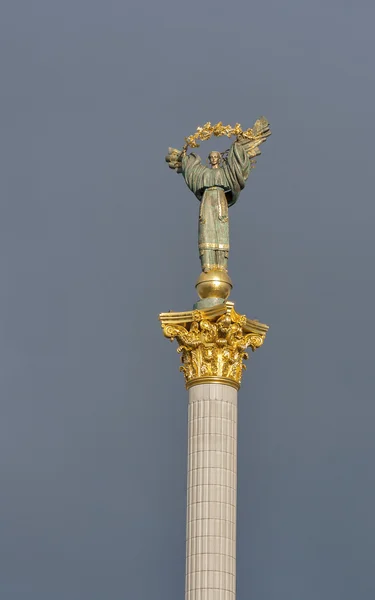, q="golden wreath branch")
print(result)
[183,121,255,150]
